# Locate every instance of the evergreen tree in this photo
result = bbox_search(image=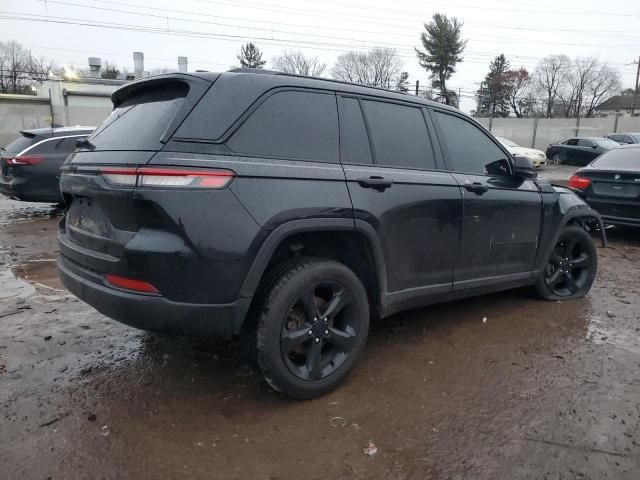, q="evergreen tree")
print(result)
[475,54,512,117]
[237,43,266,69]
[395,71,409,93]
[415,13,466,105]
